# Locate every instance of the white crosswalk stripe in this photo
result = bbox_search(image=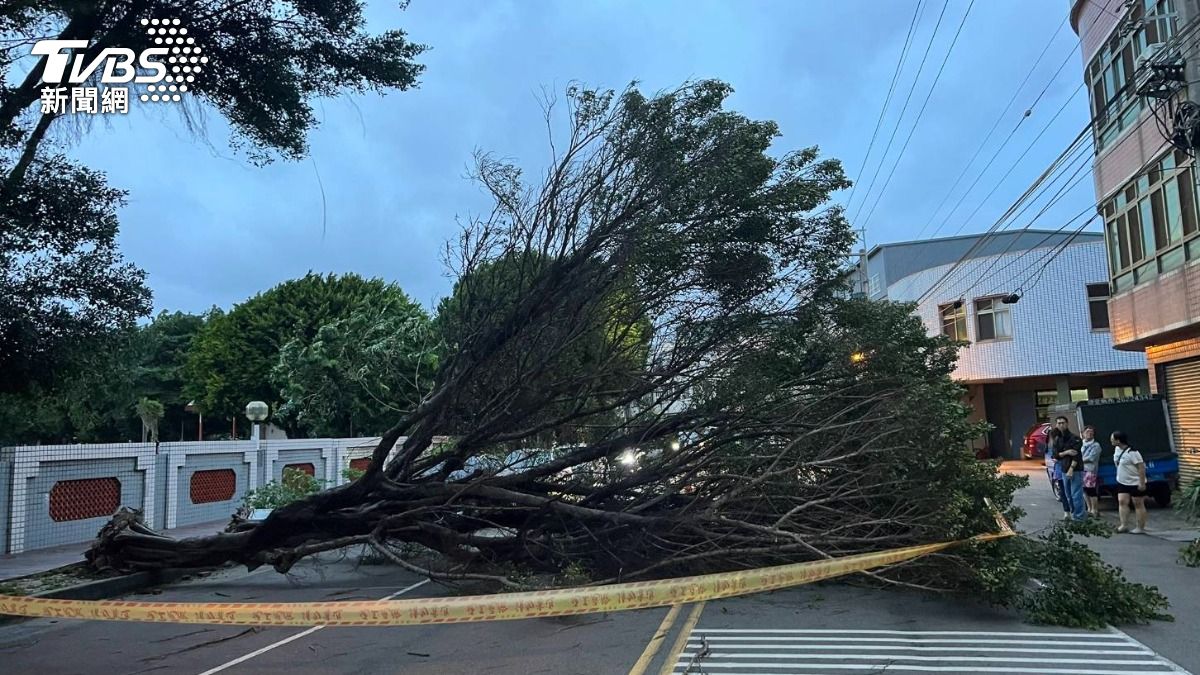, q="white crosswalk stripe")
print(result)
[672,629,1190,674]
